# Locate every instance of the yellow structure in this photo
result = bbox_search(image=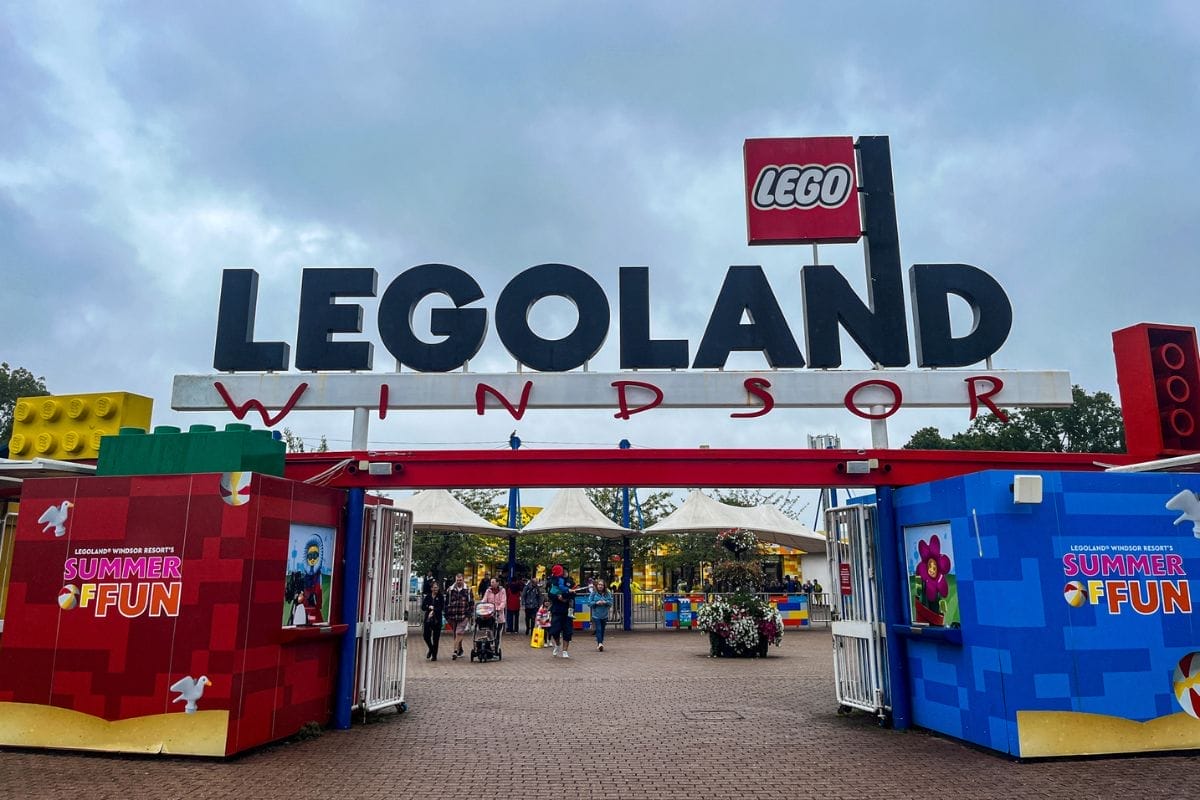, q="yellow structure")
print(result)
[7,392,153,462]
[1,503,16,622]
